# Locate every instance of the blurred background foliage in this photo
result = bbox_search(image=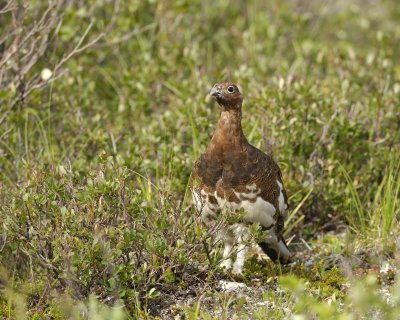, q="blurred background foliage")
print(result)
[1,0,400,318]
